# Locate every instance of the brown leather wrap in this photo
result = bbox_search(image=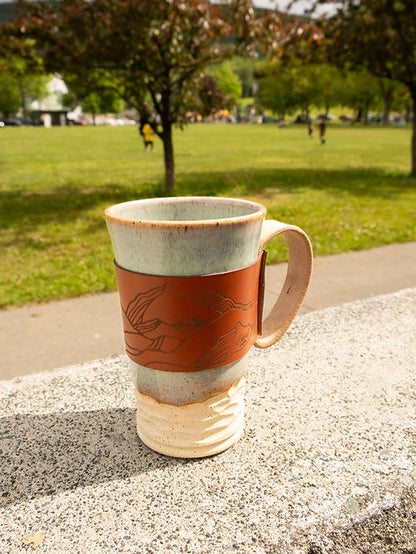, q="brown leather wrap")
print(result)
[114,253,267,372]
